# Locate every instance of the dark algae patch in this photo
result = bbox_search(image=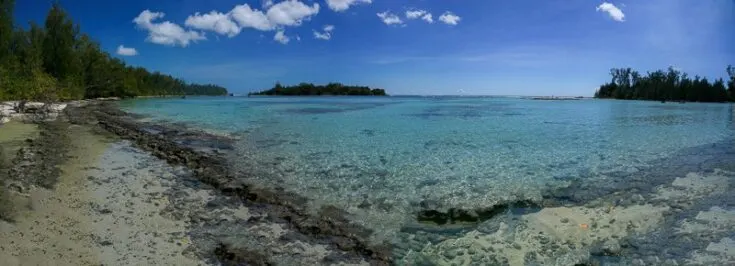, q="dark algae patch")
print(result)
[0,120,70,221]
[416,200,541,226]
[67,102,393,265]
